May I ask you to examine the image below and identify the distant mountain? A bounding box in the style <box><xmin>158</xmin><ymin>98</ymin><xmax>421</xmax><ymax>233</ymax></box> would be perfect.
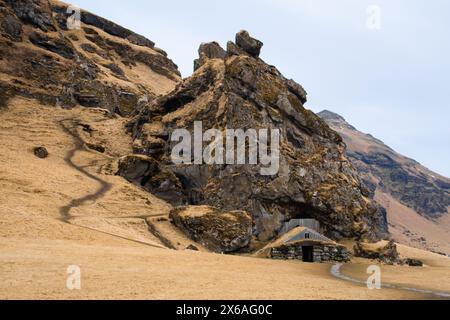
<box><xmin>319</xmin><ymin>110</ymin><xmax>450</xmax><ymax>254</ymax></box>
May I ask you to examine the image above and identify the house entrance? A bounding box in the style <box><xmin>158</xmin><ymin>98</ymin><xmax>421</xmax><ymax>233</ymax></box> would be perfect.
<box><xmin>302</xmin><ymin>246</ymin><xmax>314</xmax><ymax>262</ymax></box>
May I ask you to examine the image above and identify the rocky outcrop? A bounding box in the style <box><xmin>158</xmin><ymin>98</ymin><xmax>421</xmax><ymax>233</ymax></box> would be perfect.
<box><xmin>5</xmin><ymin>0</ymin><xmax>56</xmax><ymax>32</ymax></box>
<box><xmin>319</xmin><ymin>110</ymin><xmax>450</xmax><ymax>219</ymax></box>
<box><xmin>354</xmin><ymin>240</ymin><xmax>424</xmax><ymax>266</ymax></box>
<box><xmin>0</xmin><ymin>0</ymin><xmax>181</xmax><ymax>116</ymax></box>
<box><xmin>354</xmin><ymin>240</ymin><xmax>400</xmax><ymax>264</ymax></box>
<box><xmin>0</xmin><ymin>8</ymin><xmax>23</xmax><ymax>41</ymax></box>
<box><xmin>117</xmin><ymin>155</ymin><xmax>185</xmax><ymax>205</ymax></box>
<box><xmin>50</xmin><ymin>2</ymin><xmax>156</xmax><ymax>49</ymax></box>
<box><xmin>194</xmin><ymin>41</ymin><xmax>226</xmax><ymax>71</ymax></box>
<box><xmin>169</xmin><ymin>206</ymin><xmax>253</xmax><ymax>253</ymax></box>
<box><xmin>127</xmin><ymin>31</ymin><xmax>389</xmax><ymax>243</ymax></box>
<box><xmin>235</xmin><ymin>30</ymin><xmax>263</xmax><ymax>58</ymax></box>
<box><xmin>29</xmin><ymin>31</ymin><xmax>75</xmax><ymax>59</ymax></box>
<box><xmin>402</xmin><ymin>258</ymin><xmax>423</xmax><ymax>267</ymax></box>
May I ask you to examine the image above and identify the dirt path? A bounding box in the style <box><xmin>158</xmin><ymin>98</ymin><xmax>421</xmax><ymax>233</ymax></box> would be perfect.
<box><xmin>330</xmin><ymin>264</ymin><xmax>450</xmax><ymax>299</ymax></box>
<box><xmin>57</xmin><ymin>118</ymin><xmax>169</xmax><ymax>249</ymax></box>
<box><xmin>58</xmin><ymin>119</ymin><xmax>113</xmax><ymax>222</ymax></box>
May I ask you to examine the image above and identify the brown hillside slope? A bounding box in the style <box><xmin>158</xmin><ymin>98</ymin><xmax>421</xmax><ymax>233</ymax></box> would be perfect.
<box><xmin>0</xmin><ymin>0</ymin><xmax>180</xmax><ymax>116</ymax></box>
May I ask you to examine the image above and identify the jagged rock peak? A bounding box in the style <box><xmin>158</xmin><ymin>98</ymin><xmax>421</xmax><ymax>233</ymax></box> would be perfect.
<box><xmin>193</xmin><ymin>30</ymin><xmax>265</xmax><ymax>71</ymax></box>
<box><xmin>192</xmin><ymin>31</ymin><xmax>307</xmax><ymax>103</ymax></box>
<box><xmin>194</xmin><ymin>41</ymin><xmax>226</xmax><ymax>71</ymax></box>
<box><xmin>235</xmin><ymin>30</ymin><xmax>263</xmax><ymax>58</ymax></box>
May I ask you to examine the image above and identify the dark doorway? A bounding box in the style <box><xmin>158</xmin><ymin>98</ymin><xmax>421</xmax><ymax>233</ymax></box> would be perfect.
<box><xmin>302</xmin><ymin>246</ymin><xmax>314</xmax><ymax>262</ymax></box>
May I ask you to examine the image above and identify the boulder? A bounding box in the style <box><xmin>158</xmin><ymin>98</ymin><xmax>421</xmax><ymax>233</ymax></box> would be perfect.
<box><xmin>402</xmin><ymin>258</ymin><xmax>423</xmax><ymax>267</ymax></box>
<box><xmin>194</xmin><ymin>42</ymin><xmax>226</xmax><ymax>71</ymax></box>
<box><xmin>354</xmin><ymin>240</ymin><xmax>400</xmax><ymax>264</ymax></box>
<box><xmin>170</xmin><ymin>206</ymin><xmax>253</xmax><ymax>253</ymax></box>
<box><xmin>235</xmin><ymin>30</ymin><xmax>263</xmax><ymax>58</ymax></box>
<box><xmin>33</xmin><ymin>146</ymin><xmax>48</xmax><ymax>159</ymax></box>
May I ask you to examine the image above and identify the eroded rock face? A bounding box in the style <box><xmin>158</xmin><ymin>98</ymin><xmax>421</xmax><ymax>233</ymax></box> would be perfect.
<box><xmin>0</xmin><ymin>0</ymin><xmax>181</xmax><ymax>116</ymax></box>
<box><xmin>0</xmin><ymin>9</ymin><xmax>23</xmax><ymax>41</ymax></box>
<box><xmin>169</xmin><ymin>206</ymin><xmax>253</xmax><ymax>253</ymax></box>
<box><xmin>127</xmin><ymin>31</ymin><xmax>389</xmax><ymax>242</ymax></box>
<box><xmin>5</xmin><ymin>0</ymin><xmax>56</xmax><ymax>32</ymax></box>
<box><xmin>117</xmin><ymin>155</ymin><xmax>185</xmax><ymax>205</ymax></box>
<box><xmin>29</xmin><ymin>31</ymin><xmax>75</xmax><ymax>59</ymax></box>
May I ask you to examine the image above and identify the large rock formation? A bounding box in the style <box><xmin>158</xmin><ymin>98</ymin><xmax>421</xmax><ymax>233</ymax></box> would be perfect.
<box><xmin>0</xmin><ymin>0</ymin><xmax>181</xmax><ymax>116</ymax></box>
<box><xmin>194</xmin><ymin>41</ymin><xmax>226</xmax><ymax>71</ymax></box>
<box><xmin>125</xmin><ymin>31</ymin><xmax>389</xmax><ymax>242</ymax></box>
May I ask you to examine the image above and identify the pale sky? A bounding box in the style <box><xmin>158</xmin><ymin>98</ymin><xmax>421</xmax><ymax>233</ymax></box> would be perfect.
<box><xmin>68</xmin><ymin>0</ymin><xmax>450</xmax><ymax>177</ymax></box>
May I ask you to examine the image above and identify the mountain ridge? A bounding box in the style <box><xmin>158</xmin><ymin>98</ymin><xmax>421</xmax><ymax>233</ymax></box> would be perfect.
<box><xmin>318</xmin><ymin>109</ymin><xmax>450</xmax><ymax>254</ymax></box>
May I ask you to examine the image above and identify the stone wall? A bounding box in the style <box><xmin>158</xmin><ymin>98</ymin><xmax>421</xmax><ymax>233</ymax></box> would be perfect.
<box><xmin>270</xmin><ymin>243</ymin><xmax>349</xmax><ymax>263</ymax></box>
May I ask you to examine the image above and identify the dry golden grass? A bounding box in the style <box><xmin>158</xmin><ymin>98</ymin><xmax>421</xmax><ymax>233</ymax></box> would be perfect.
<box><xmin>0</xmin><ymin>98</ymin><xmax>448</xmax><ymax>299</ymax></box>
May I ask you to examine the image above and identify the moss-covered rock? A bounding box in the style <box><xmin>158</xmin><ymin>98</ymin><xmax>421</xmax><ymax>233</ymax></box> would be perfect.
<box><xmin>125</xmin><ymin>31</ymin><xmax>390</xmax><ymax>243</ymax></box>
<box><xmin>170</xmin><ymin>205</ymin><xmax>253</xmax><ymax>253</ymax></box>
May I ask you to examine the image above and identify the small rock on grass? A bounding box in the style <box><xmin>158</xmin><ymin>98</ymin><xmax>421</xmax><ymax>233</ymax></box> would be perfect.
<box><xmin>33</xmin><ymin>146</ymin><xmax>48</xmax><ymax>159</ymax></box>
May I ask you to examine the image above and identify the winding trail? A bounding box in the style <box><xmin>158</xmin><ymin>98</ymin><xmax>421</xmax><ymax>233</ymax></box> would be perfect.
<box><xmin>58</xmin><ymin>119</ymin><xmax>112</xmax><ymax>222</ymax></box>
<box><xmin>57</xmin><ymin>119</ymin><xmax>166</xmax><ymax>249</ymax></box>
<box><xmin>330</xmin><ymin>263</ymin><xmax>450</xmax><ymax>298</ymax></box>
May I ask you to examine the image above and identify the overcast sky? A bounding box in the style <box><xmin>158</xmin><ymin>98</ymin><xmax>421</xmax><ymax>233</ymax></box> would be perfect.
<box><xmin>68</xmin><ymin>0</ymin><xmax>450</xmax><ymax>177</ymax></box>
